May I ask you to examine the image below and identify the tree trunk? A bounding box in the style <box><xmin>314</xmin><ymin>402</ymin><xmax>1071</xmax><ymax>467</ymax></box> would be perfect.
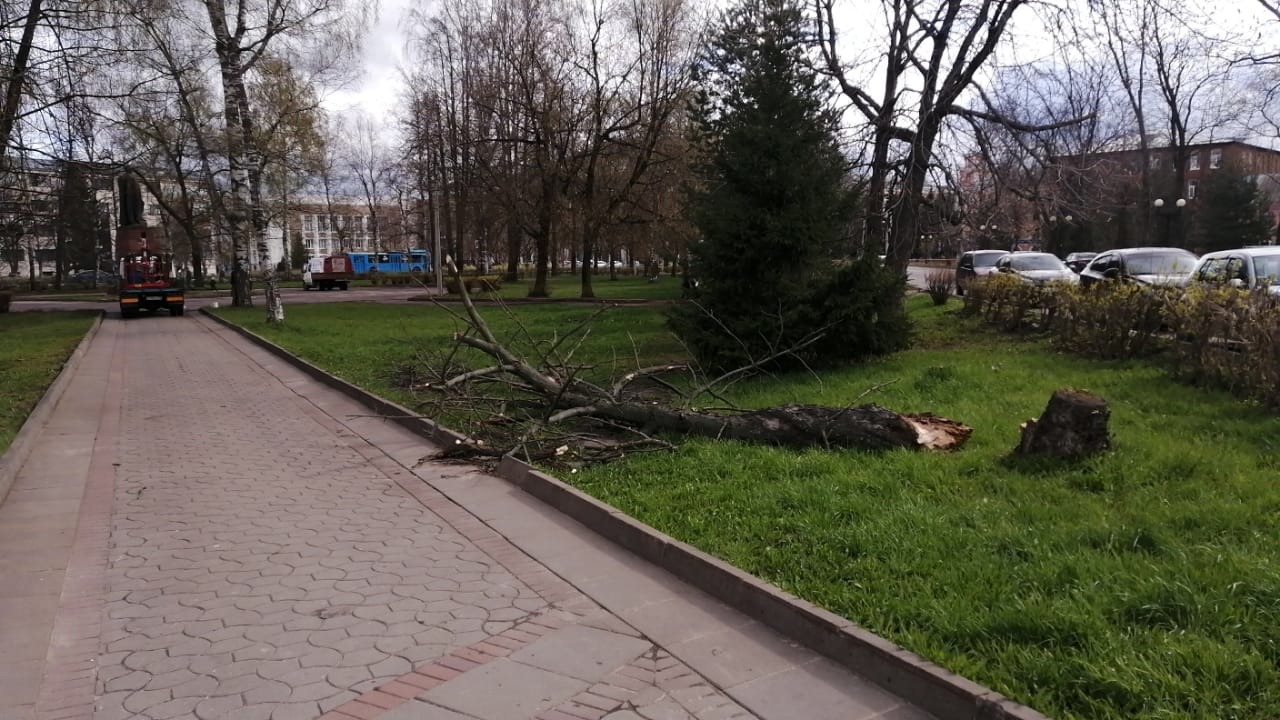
<box><xmin>1015</xmin><ymin>389</ymin><xmax>1110</xmax><ymax>458</ymax></box>
<box><xmin>204</xmin><ymin>0</ymin><xmax>255</xmax><ymax>307</ymax></box>
<box><xmin>583</xmin><ymin>401</ymin><xmax>970</xmax><ymax>451</ymax></box>
<box><xmin>580</xmin><ymin>219</ymin><xmax>596</xmax><ymax>299</ymax></box>
<box><xmin>504</xmin><ymin>218</ymin><xmax>520</xmax><ymax>282</ymax></box>
<box><xmin>0</xmin><ymin>0</ymin><xmax>42</xmax><ymax>168</ymax></box>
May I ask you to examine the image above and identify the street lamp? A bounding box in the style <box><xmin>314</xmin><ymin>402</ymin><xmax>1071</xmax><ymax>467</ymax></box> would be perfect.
<box><xmin>1046</xmin><ymin>214</ymin><xmax>1074</xmax><ymax>252</ymax></box>
<box><xmin>1152</xmin><ymin>198</ymin><xmax>1186</xmax><ymax>246</ymax></box>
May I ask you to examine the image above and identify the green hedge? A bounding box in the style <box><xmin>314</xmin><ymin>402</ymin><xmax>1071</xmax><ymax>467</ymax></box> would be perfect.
<box><xmin>963</xmin><ymin>275</ymin><xmax>1280</xmax><ymax>407</ymax></box>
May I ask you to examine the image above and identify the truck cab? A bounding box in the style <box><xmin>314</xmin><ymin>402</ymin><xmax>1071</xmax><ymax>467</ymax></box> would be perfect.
<box><xmin>118</xmin><ymin>252</ymin><xmax>184</xmax><ymax>318</ymax></box>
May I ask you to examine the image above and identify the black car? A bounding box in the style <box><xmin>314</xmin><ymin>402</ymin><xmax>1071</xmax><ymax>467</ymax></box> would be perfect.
<box><xmin>1078</xmin><ymin>248</ymin><xmax>1198</xmax><ymax>288</ymax></box>
<box><xmin>1064</xmin><ymin>252</ymin><xmax>1097</xmax><ymax>273</ymax></box>
<box><xmin>71</xmin><ymin>269</ymin><xmax>117</xmax><ymax>287</ymax></box>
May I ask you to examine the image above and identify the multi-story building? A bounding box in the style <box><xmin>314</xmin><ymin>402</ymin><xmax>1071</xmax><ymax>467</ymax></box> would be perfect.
<box><xmin>1066</xmin><ymin>140</ymin><xmax>1280</xmax><ymax>206</ymax></box>
<box><xmin>287</xmin><ymin>196</ymin><xmax>411</xmax><ymax>259</ymax></box>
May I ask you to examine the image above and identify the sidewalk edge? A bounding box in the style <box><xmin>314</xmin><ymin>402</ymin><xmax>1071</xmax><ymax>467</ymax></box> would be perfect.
<box><xmin>0</xmin><ymin>310</ymin><xmax>105</xmax><ymax>506</ymax></box>
<box><xmin>199</xmin><ymin>307</ymin><xmax>1051</xmax><ymax>720</ymax></box>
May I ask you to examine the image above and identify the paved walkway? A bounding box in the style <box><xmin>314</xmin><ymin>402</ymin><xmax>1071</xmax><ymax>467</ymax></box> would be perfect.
<box><xmin>0</xmin><ymin>313</ymin><xmax>933</xmax><ymax>720</ymax></box>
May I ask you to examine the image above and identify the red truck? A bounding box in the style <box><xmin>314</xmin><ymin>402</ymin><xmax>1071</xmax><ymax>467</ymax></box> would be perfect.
<box><xmin>302</xmin><ymin>254</ymin><xmax>353</xmax><ymax>291</ymax></box>
<box><xmin>116</xmin><ymin>225</ymin><xmax>184</xmax><ymax>318</ymax></box>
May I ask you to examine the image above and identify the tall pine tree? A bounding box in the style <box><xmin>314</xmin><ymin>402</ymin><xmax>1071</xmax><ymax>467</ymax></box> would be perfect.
<box><xmin>673</xmin><ymin>0</ymin><xmax>906</xmax><ymax>372</ymax></box>
<box><xmin>1192</xmin><ymin>167</ymin><xmax>1274</xmax><ymax>253</ymax></box>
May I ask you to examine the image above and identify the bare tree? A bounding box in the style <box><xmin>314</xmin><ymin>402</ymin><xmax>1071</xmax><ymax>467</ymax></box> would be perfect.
<box><xmin>815</xmin><ymin>0</ymin><xmax>1088</xmax><ymax>279</ymax></box>
<box><xmin>344</xmin><ymin>111</ymin><xmax>391</xmax><ymax>252</ymax></box>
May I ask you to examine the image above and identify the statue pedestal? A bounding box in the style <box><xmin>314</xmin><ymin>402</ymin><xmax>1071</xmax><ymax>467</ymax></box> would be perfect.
<box><xmin>116</xmin><ymin>224</ymin><xmax>149</xmax><ymax>255</ymax></box>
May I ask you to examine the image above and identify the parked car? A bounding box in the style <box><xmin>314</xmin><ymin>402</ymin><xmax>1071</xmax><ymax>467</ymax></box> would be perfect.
<box><xmin>1064</xmin><ymin>252</ymin><xmax>1097</xmax><ymax>273</ymax></box>
<box><xmin>954</xmin><ymin>249</ymin><xmax>1010</xmax><ymax>295</ymax></box>
<box><xmin>1191</xmin><ymin>247</ymin><xmax>1280</xmax><ymax>296</ymax></box>
<box><xmin>993</xmin><ymin>252</ymin><xmax>1078</xmax><ymax>285</ymax></box>
<box><xmin>71</xmin><ymin>269</ymin><xmax>116</xmax><ymax>287</ymax></box>
<box><xmin>1078</xmin><ymin>248</ymin><xmax>1199</xmax><ymax>288</ymax></box>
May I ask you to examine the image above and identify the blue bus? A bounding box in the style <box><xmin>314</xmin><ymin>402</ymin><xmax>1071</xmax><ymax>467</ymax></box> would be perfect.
<box><xmin>345</xmin><ymin>250</ymin><xmax>432</xmax><ymax>275</ymax></box>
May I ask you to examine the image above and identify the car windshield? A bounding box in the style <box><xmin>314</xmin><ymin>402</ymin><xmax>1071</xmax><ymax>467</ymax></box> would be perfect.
<box><xmin>1125</xmin><ymin>252</ymin><xmax>1197</xmax><ymax>275</ymax></box>
<box><xmin>1010</xmin><ymin>255</ymin><xmax>1065</xmax><ymax>271</ymax></box>
<box><xmin>972</xmin><ymin>253</ymin><xmax>1004</xmax><ymax>267</ymax></box>
<box><xmin>1253</xmin><ymin>256</ymin><xmax>1280</xmax><ymax>284</ymax></box>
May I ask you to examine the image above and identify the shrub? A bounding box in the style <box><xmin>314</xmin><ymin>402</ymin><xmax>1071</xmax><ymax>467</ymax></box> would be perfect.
<box><xmin>671</xmin><ymin>256</ymin><xmax>910</xmax><ymax>372</ymax></box>
<box><xmin>924</xmin><ymin>269</ymin><xmax>954</xmax><ymax>306</ymax></box>
<box><xmin>965</xmin><ymin>277</ymin><xmax>1280</xmax><ymax>409</ymax></box>
<box><xmin>1049</xmin><ymin>282</ymin><xmax>1171</xmax><ymax>358</ymax></box>
<box><xmin>1164</xmin><ymin>286</ymin><xmax>1280</xmax><ymax>407</ymax></box>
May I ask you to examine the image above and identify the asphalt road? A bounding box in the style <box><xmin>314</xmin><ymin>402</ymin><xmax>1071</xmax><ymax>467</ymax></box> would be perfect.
<box><xmin>12</xmin><ymin>268</ymin><xmax>939</xmax><ymax>314</ymax></box>
<box><xmin>9</xmin><ymin>285</ymin><xmax>432</xmax><ymax>313</ymax></box>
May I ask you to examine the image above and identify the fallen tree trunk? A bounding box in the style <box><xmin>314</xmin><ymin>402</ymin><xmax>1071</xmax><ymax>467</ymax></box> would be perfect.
<box><xmin>425</xmin><ymin>260</ymin><xmax>973</xmax><ymax>459</ymax></box>
<box><xmin>581</xmin><ymin>400</ymin><xmax>970</xmax><ymax>451</ymax></box>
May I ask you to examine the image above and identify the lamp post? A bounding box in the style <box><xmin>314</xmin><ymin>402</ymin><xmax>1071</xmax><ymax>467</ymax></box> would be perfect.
<box><xmin>1046</xmin><ymin>214</ymin><xmax>1073</xmax><ymax>253</ymax></box>
<box><xmin>1152</xmin><ymin>197</ymin><xmax>1186</xmax><ymax>247</ymax></box>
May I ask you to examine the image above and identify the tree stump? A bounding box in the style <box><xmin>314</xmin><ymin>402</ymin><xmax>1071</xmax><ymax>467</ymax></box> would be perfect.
<box><xmin>1015</xmin><ymin>389</ymin><xmax>1110</xmax><ymax>457</ymax></box>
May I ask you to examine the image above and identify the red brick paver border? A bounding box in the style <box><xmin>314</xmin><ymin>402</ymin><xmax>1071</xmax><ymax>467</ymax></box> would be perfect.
<box><xmin>319</xmin><ymin>608</ymin><xmax>574</xmax><ymax>719</ymax></box>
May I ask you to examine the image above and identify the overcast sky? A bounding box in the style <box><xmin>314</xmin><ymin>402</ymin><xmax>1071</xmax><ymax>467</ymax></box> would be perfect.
<box><xmin>321</xmin><ymin>0</ymin><xmax>416</xmax><ymax>127</ymax></box>
<box><xmin>322</xmin><ymin>0</ymin><xmax>1280</xmax><ymax>139</ymax></box>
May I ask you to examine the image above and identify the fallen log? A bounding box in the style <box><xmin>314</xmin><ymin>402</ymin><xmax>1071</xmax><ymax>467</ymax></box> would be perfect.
<box><xmin>583</xmin><ymin>401</ymin><xmax>971</xmax><ymax>451</ymax></box>
<box><xmin>425</xmin><ymin>259</ymin><xmax>973</xmax><ymax>458</ymax></box>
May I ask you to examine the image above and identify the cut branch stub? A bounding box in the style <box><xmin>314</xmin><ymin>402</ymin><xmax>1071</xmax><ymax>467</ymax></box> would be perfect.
<box><xmin>1015</xmin><ymin>388</ymin><xmax>1110</xmax><ymax>458</ymax></box>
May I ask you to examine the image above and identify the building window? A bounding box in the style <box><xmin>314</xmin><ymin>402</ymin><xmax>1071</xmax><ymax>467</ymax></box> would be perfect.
<box><xmin>1188</xmin><ymin>152</ymin><xmax>1200</xmax><ymax>171</ymax></box>
<box><xmin>1210</xmin><ymin>149</ymin><xmax>1222</xmax><ymax>169</ymax></box>
<box><xmin>303</xmin><ymin>214</ymin><xmax>315</xmax><ymax>231</ymax></box>
<box><xmin>304</xmin><ymin>238</ymin><xmax>315</xmax><ymax>250</ymax></box>
<box><xmin>1187</xmin><ymin>179</ymin><xmax>1199</xmax><ymax>199</ymax></box>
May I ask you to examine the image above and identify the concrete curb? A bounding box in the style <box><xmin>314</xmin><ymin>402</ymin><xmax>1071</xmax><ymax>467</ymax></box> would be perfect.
<box><xmin>0</xmin><ymin>310</ymin><xmax>106</xmax><ymax>506</ymax></box>
<box><xmin>200</xmin><ymin>308</ymin><xmax>1051</xmax><ymax>720</ymax></box>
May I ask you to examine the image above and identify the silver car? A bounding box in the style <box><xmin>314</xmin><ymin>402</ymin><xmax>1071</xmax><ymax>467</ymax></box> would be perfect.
<box><xmin>955</xmin><ymin>250</ymin><xmax>1010</xmax><ymax>296</ymax></box>
<box><xmin>1191</xmin><ymin>247</ymin><xmax>1280</xmax><ymax>296</ymax></box>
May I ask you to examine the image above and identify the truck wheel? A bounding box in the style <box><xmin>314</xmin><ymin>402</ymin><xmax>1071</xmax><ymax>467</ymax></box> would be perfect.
<box><xmin>120</xmin><ymin>308</ymin><xmax>138</xmax><ymax>319</ymax></box>
<box><xmin>302</xmin><ymin>281</ymin><xmax>311</xmax><ymax>291</ymax></box>
<box><xmin>170</xmin><ymin>305</ymin><xmax>184</xmax><ymax>317</ymax></box>
<box><xmin>339</xmin><ymin>282</ymin><xmax>348</xmax><ymax>291</ymax></box>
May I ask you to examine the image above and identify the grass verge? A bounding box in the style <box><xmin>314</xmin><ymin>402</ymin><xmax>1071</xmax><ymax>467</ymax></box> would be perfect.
<box><xmin>215</xmin><ymin>296</ymin><xmax>1280</xmax><ymax>720</ymax></box>
<box><xmin>410</xmin><ymin>273</ymin><xmax>684</xmax><ymax>302</ymax></box>
<box><xmin>0</xmin><ymin>312</ymin><xmax>98</xmax><ymax>454</ymax></box>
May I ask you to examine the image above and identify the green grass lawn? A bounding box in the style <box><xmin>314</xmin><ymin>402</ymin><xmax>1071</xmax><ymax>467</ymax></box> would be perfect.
<box><xmin>216</xmin><ymin>297</ymin><xmax>1280</xmax><ymax>720</ymax></box>
<box><xmin>0</xmin><ymin>312</ymin><xmax>98</xmax><ymax>454</ymax></box>
<box><xmin>422</xmin><ymin>272</ymin><xmax>683</xmax><ymax>301</ymax></box>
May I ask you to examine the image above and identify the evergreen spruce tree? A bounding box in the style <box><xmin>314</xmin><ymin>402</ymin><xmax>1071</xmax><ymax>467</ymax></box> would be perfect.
<box><xmin>1192</xmin><ymin>167</ymin><xmax>1274</xmax><ymax>253</ymax></box>
<box><xmin>672</xmin><ymin>0</ymin><xmax>907</xmax><ymax>372</ymax></box>
<box><xmin>289</xmin><ymin>231</ymin><xmax>309</xmax><ymax>270</ymax></box>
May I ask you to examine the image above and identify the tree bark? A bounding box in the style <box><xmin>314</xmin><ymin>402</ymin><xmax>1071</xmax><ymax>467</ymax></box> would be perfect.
<box><xmin>0</xmin><ymin>0</ymin><xmax>42</xmax><ymax>168</ymax></box>
<box><xmin>582</xmin><ymin>400</ymin><xmax>970</xmax><ymax>451</ymax></box>
<box><xmin>1015</xmin><ymin>388</ymin><xmax>1110</xmax><ymax>457</ymax></box>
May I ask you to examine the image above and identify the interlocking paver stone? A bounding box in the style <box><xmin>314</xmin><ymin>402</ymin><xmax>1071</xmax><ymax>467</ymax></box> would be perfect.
<box><xmin>91</xmin><ymin>318</ymin><xmax>551</xmax><ymax>718</ymax></box>
<box><xmin>5</xmin><ymin>315</ymin><xmax>936</xmax><ymax>720</ymax></box>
